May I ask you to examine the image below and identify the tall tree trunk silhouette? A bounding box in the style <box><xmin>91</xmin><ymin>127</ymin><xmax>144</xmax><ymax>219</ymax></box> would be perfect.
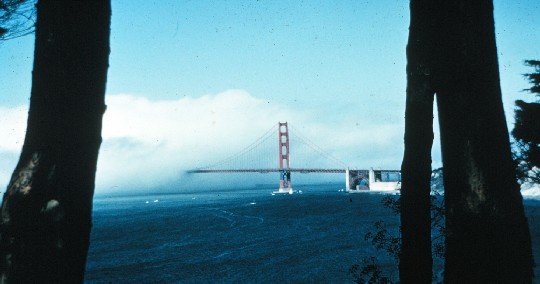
<box><xmin>434</xmin><ymin>1</ymin><xmax>533</xmax><ymax>282</ymax></box>
<box><xmin>399</xmin><ymin>0</ymin><xmax>436</xmax><ymax>283</ymax></box>
<box><xmin>0</xmin><ymin>1</ymin><xmax>110</xmax><ymax>282</ymax></box>
<box><xmin>401</xmin><ymin>0</ymin><xmax>533</xmax><ymax>282</ymax></box>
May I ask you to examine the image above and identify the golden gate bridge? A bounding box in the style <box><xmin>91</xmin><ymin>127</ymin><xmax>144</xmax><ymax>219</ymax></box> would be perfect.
<box><xmin>188</xmin><ymin>122</ymin><xmax>400</xmax><ymax>193</ymax></box>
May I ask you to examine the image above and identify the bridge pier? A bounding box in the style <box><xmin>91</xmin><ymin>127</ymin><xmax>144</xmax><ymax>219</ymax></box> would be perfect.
<box><xmin>275</xmin><ymin>169</ymin><xmax>293</xmax><ymax>194</ymax></box>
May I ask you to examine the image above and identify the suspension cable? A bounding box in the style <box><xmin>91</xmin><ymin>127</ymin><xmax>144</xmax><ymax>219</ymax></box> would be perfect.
<box><xmin>201</xmin><ymin>123</ymin><xmax>278</xmax><ymax>170</ymax></box>
<box><xmin>289</xmin><ymin>124</ymin><xmax>348</xmax><ymax>168</ymax></box>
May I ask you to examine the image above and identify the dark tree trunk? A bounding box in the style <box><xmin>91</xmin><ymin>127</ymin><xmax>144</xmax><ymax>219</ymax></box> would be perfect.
<box><xmin>402</xmin><ymin>1</ymin><xmax>533</xmax><ymax>282</ymax></box>
<box><xmin>0</xmin><ymin>1</ymin><xmax>110</xmax><ymax>282</ymax></box>
<box><xmin>399</xmin><ymin>1</ymin><xmax>437</xmax><ymax>282</ymax></box>
<box><xmin>433</xmin><ymin>1</ymin><xmax>533</xmax><ymax>282</ymax></box>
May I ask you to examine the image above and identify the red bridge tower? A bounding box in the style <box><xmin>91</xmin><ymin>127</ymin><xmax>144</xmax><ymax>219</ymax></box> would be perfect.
<box><xmin>277</xmin><ymin>122</ymin><xmax>293</xmax><ymax>194</ymax></box>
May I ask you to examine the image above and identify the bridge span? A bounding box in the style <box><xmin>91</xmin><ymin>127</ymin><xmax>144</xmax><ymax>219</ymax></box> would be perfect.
<box><xmin>188</xmin><ymin>122</ymin><xmax>400</xmax><ymax>193</ymax></box>
<box><xmin>187</xmin><ymin>168</ymin><xmax>346</xmax><ymax>174</ymax></box>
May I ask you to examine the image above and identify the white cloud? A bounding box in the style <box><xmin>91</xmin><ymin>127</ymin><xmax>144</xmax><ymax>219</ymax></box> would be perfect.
<box><xmin>521</xmin><ymin>183</ymin><xmax>540</xmax><ymax>200</ymax></box>
<box><xmin>0</xmin><ymin>105</ymin><xmax>28</xmax><ymax>189</ymax></box>
<box><xmin>0</xmin><ymin>90</ymin><xmax>404</xmax><ymax>193</ymax></box>
<box><xmin>3</xmin><ymin>90</ymin><xmax>537</xmax><ymax>200</ymax></box>
<box><xmin>0</xmin><ymin>105</ymin><xmax>27</xmax><ymax>152</ymax></box>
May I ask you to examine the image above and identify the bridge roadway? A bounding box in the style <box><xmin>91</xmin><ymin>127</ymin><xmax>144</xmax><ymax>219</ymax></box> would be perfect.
<box><xmin>188</xmin><ymin>168</ymin><xmax>346</xmax><ymax>174</ymax></box>
<box><xmin>187</xmin><ymin>169</ymin><xmax>401</xmax><ymax>174</ymax></box>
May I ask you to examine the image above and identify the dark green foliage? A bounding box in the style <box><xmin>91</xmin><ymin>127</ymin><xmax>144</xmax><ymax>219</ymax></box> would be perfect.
<box><xmin>364</xmin><ymin>220</ymin><xmax>401</xmax><ymax>261</ymax></box>
<box><xmin>381</xmin><ymin>195</ymin><xmax>399</xmax><ymax>214</ymax></box>
<box><xmin>351</xmin><ymin>169</ymin><xmax>446</xmax><ymax>283</ymax></box>
<box><xmin>514</xmin><ymin>101</ymin><xmax>540</xmax><ymax>144</ymax></box>
<box><xmin>513</xmin><ymin>60</ymin><xmax>540</xmax><ymax>183</ymax></box>
<box><xmin>0</xmin><ymin>0</ymin><xmax>35</xmax><ymax>40</ymax></box>
<box><xmin>524</xmin><ymin>60</ymin><xmax>540</xmax><ymax>95</ymax></box>
<box><xmin>350</xmin><ymin>257</ymin><xmax>391</xmax><ymax>284</ymax></box>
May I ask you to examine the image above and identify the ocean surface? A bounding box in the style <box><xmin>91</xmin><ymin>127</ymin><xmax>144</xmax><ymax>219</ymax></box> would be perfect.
<box><xmin>85</xmin><ymin>184</ymin><xmax>540</xmax><ymax>283</ymax></box>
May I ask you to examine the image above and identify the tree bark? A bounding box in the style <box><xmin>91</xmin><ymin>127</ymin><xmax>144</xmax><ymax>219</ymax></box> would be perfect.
<box><xmin>399</xmin><ymin>1</ymin><xmax>437</xmax><ymax>283</ymax></box>
<box><xmin>432</xmin><ymin>1</ymin><xmax>533</xmax><ymax>282</ymax></box>
<box><xmin>0</xmin><ymin>1</ymin><xmax>110</xmax><ymax>282</ymax></box>
<box><xmin>402</xmin><ymin>1</ymin><xmax>533</xmax><ymax>282</ymax></box>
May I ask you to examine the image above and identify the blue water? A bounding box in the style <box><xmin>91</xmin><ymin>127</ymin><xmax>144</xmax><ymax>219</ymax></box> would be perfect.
<box><xmin>85</xmin><ymin>185</ymin><xmax>540</xmax><ymax>283</ymax></box>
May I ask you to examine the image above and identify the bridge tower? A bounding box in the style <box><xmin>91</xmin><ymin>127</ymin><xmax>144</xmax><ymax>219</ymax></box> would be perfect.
<box><xmin>276</xmin><ymin>122</ymin><xmax>293</xmax><ymax>194</ymax></box>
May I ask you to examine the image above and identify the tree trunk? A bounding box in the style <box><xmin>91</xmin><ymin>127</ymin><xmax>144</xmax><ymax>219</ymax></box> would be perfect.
<box><xmin>433</xmin><ymin>1</ymin><xmax>533</xmax><ymax>282</ymax></box>
<box><xmin>399</xmin><ymin>1</ymin><xmax>437</xmax><ymax>282</ymax></box>
<box><xmin>0</xmin><ymin>1</ymin><xmax>110</xmax><ymax>282</ymax></box>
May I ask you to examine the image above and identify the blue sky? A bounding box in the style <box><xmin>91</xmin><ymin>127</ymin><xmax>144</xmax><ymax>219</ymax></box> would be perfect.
<box><xmin>1</xmin><ymin>1</ymin><xmax>539</xmax><ymax>193</ymax></box>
